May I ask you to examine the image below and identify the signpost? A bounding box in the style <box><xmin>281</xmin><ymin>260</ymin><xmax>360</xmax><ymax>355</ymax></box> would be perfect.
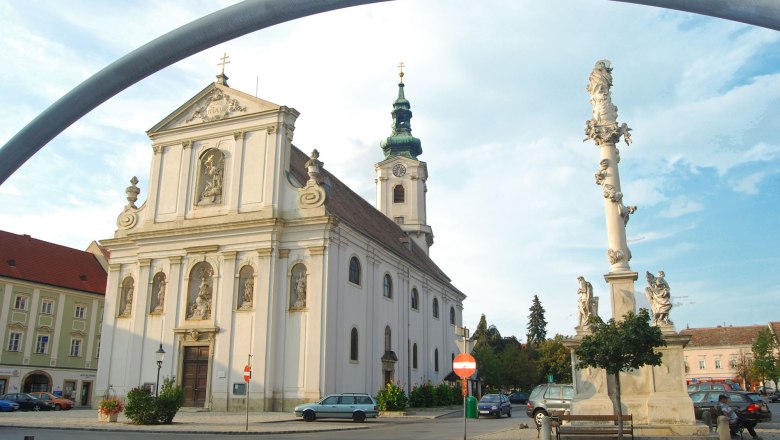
<box><xmin>453</xmin><ymin>352</ymin><xmax>476</xmax><ymax>440</ymax></box>
<box><xmin>244</xmin><ymin>358</ymin><xmax>252</xmax><ymax>431</ymax></box>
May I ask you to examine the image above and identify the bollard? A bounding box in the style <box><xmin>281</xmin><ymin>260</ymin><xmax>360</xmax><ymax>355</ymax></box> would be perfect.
<box><xmin>703</xmin><ymin>409</ymin><xmax>713</xmax><ymax>430</ymax></box>
<box><xmin>24</xmin><ymin>436</ymin><xmax>34</xmax><ymax>440</ymax></box>
<box><xmin>540</xmin><ymin>415</ymin><xmax>552</xmax><ymax>440</ymax></box>
<box><xmin>717</xmin><ymin>416</ymin><xmax>730</xmax><ymax>440</ymax></box>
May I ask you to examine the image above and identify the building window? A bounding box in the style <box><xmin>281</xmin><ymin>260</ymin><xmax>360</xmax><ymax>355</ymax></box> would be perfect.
<box><xmin>715</xmin><ymin>358</ymin><xmax>722</xmax><ymax>369</ymax></box>
<box><xmin>730</xmin><ymin>356</ymin><xmax>738</xmax><ymax>369</ymax></box>
<box><xmin>383</xmin><ymin>274</ymin><xmax>393</xmax><ymax>299</ymax></box>
<box><xmin>348</xmin><ymin>257</ymin><xmax>361</xmax><ymax>285</ymax></box>
<box><xmin>75</xmin><ymin>305</ymin><xmax>86</xmax><ymax>319</ymax></box>
<box><xmin>14</xmin><ymin>295</ymin><xmax>28</xmax><ymax>310</ymax></box>
<box><xmin>7</xmin><ymin>332</ymin><xmax>22</xmax><ymax>352</ymax></box>
<box><xmin>70</xmin><ymin>339</ymin><xmax>82</xmax><ymax>357</ymax></box>
<box><xmin>698</xmin><ymin>358</ymin><xmax>706</xmax><ymax>370</ymax></box>
<box><xmin>40</xmin><ymin>300</ymin><xmax>54</xmax><ymax>315</ymax></box>
<box><xmin>432</xmin><ymin>298</ymin><xmax>439</xmax><ymax>318</ymax></box>
<box><xmin>35</xmin><ymin>335</ymin><xmax>49</xmax><ymax>354</ymax></box>
<box><xmin>96</xmin><ymin>338</ymin><xmax>101</xmax><ymax>359</ymax></box>
<box><xmin>413</xmin><ymin>343</ymin><xmax>418</xmax><ymax>369</ymax></box>
<box><xmin>411</xmin><ymin>288</ymin><xmax>419</xmax><ymax>310</ymax></box>
<box><xmin>449</xmin><ymin>306</ymin><xmax>456</xmax><ymax>325</ymax></box>
<box><xmin>384</xmin><ymin>326</ymin><xmax>392</xmax><ymax>352</ymax></box>
<box><xmin>394</xmin><ymin>216</ymin><xmax>404</xmax><ymax>224</ymax></box>
<box><xmin>350</xmin><ymin>328</ymin><xmax>358</xmax><ymax>362</ymax></box>
<box><xmin>434</xmin><ymin>348</ymin><xmax>439</xmax><ymax>372</ymax></box>
<box><xmin>393</xmin><ymin>184</ymin><xmax>405</xmax><ymax>203</ymax></box>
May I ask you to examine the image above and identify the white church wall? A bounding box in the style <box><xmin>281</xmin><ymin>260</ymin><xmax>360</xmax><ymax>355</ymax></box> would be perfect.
<box><xmin>237</xmin><ymin>130</ymin><xmax>268</xmax><ymax>209</ymax></box>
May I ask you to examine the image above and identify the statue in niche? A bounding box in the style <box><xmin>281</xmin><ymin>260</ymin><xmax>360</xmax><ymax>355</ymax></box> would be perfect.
<box><xmin>189</xmin><ymin>266</ymin><xmax>213</xmax><ymax>320</ymax></box>
<box><xmin>645</xmin><ymin>271</ymin><xmax>673</xmax><ymax>326</ymax></box>
<box><xmin>291</xmin><ymin>270</ymin><xmax>307</xmax><ymax>308</ymax></box>
<box><xmin>199</xmin><ymin>150</ymin><xmax>224</xmax><ymax>205</ymax></box>
<box><xmin>240</xmin><ymin>277</ymin><xmax>254</xmax><ymax>309</ymax></box>
<box><xmin>152</xmin><ymin>274</ymin><xmax>166</xmax><ymax>313</ymax></box>
<box><xmin>121</xmin><ymin>279</ymin><xmax>134</xmax><ymax>316</ymax></box>
<box><xmin>576</xmin><ymin>276</ymin><xmax>596</xmax><ymax>328</ymax></box>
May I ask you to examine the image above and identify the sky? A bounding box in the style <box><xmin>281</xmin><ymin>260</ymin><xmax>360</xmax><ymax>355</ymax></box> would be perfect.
<box><xmin>1</xmin><ymin>0</ymin><xmax>778</xmax><ymax>341</ymax></box>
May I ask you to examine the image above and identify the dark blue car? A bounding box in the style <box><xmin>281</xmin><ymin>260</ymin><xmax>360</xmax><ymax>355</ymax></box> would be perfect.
<box><xmin>477</xmin><ymin>393</ymin><xmax>512</xmax><ymax>418</ymax></box>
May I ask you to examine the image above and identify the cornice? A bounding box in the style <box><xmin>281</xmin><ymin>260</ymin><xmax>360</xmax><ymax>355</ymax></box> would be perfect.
<box><xmin>185</xmin><ymin>245</ymin><xmax>220</xmax><ymax>254</ymax></box>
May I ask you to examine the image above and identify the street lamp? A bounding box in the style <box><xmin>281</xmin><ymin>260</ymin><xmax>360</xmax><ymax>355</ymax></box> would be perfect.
<box><xmin>155</xmin><ymin>344</ymin><xmax>165</xmax><ymax>396</ymax></box>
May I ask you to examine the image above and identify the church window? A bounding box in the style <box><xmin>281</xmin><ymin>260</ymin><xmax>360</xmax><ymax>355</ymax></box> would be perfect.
<box><xmin>383</xmin><ymin>274</ymin><xmax>393</xmax><ymax>299</ymax></box>
<box><xmin>449</xmin><ymin>306</ymin><xmax>456</xmax><ymax>325</ymax></box>
<box><xmin>432</xmin><ymin>298</ymin><xmax>439</xmax><ymax>318</ymax></box>
<box><xmin>14</xmin><ymin>295</ymin><xmax>28</xmax><ymax>310</ymax></box>
<box><xmin>394</xmin><ymin>216</ymin><xmax>404</xmax><ymax>224</ymax></box>
<box><xmin>411</xmin><ymin>288</ymin><xmax>419</xmax><ymax>310</ymax></box>
<box><xmin>413</xmin><ymin>343</ymin><xmax>418</xmax><ymax>369</ymax></box>
<box><xmin>40</xmin><ymin>299</ymin><xmax>53</xmax><ymax>315</ymax></box>
<box><xmin>350</xmin><ymin>328</ymin><xmax>359</xmax><ymax>362</ymax></box>
<box><xmin>384</xmin><ymin>326</ymin><xmax>392</xmax><ymax>352</ymax></box>
<box><xmin>7</xmin><ymin>332</ymin><xmax>22</xmax><ymax>352</ymax></box>
<box><xmin>434</xmin><ymin>348</ymin><xmax>439</xmax><ymax>372</ymax></box>
<box><xmin>69</xmin><ymin>338</ymin><xmax>82</xmax><ymax>357</ymax></box>
<box><xmin>393</xmin><ymin>185</ymin><xmax>405</xmax><ymax>203</ymax></box>
<box><xmin>348</xmin><ymin>257</ymin><xmax>361</xmax><ymax>285</ymax></box>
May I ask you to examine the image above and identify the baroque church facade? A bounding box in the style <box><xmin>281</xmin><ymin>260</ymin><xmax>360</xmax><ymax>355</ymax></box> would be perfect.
<box><xmin>95</xmin><ymin>68</ymin><xmax>466</xmax><ymax>410</ymax></box>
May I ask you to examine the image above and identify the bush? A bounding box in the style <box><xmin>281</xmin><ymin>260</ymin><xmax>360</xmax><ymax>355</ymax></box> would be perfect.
<box><xmin>98</xmin><ymin>397</ymin><xmax>124</xmax><ymax>416</ymax></box>
<box><xmin>408</xmin><ymin>382</ymin><xmax>434</xmax><ymax>408</ymax></box>
<box><xmin>376</xmin><ymin>382</ymin><xmax>407</xmax><ymax>411</ymax></box>
<box><xmin>156</xmin><ymin>378</ymin><xmax>184</xmax><ymax>424</ymax></box>
<box><xmin>434</xmin><ymin>383</ymin><xmax>455</xmax><ymax>406</ymax></box>
<box><xmin>125</xmin><ymin>387</ymin><xmax>157</xmax><ymax>425</ymax></box>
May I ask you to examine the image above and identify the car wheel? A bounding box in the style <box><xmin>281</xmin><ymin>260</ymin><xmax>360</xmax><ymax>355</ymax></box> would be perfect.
<box><xmin>507</xmin><ymin>409</ymin><xmax>512</xmax><ymax>418</ymax></box>
<box><xmin>302</xmin><ymin>410</ymin><xmax>316</xmax><ymax>422</ymax></box>
<box><xmin>54</xmin><ymin>404</ymin><xmax>62</xmax><ymax>411</ymax></box>
<box><xmin>352</xmin><ymin>411</ymin><xmax>366</xmax><ymax>423</ymax></box>
<box><xmin>32</xmin><ymin>405</ymin><xmax>41</xmax><ymax>412</ymax></box>
<box><xmin>533</xmin><ymin>410</ymin><xmax>547</xmax><ymax>427</ymax></box>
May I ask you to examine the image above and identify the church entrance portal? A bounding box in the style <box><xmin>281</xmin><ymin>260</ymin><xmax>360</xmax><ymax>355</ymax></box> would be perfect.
<box><xmin>182</xmin><ymin>346</ymin><xmax>210</xmax><ymax>407</ymax></box>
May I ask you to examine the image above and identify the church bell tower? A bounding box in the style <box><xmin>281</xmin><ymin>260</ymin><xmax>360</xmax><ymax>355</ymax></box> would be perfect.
<box><xmin>375</xmin><ymin>64</ymin><xmax>433</xmax><ymax>254</ymax></box>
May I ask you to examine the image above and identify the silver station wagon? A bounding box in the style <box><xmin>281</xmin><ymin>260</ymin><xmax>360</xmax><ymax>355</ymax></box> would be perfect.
<box><xmin>294</xmin><ymin>393</ymin><xmax>379</xmax><ymax>422</ymax></box>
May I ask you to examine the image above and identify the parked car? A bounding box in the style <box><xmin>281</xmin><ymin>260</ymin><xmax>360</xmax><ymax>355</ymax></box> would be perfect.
<box><xmin>293</xmin><ymin>393</ymin><xmax>378</xmax><ymax>422</ymax></box>
<box><xmin>0</xmin><ymin>393</ymin><xmax>55</xmax><ymax>411</ymax></box>
<box><xmin>687</xmin><ymin>382</ymin><xmax>739</xmax><ymax>393</ymax></box>
<box><xmin>28</xmin><ymin>392</ymin><xmax>74</xmax><ymax>410</ymax></box>
<box><xmin>688</xmin><ymin>390</ymin><xmax>772</xmax><ymax>424</ymax></box>
<box><xmin>757</xmin><ymin>388</ymin><xmax>778</xmax><ymax>403</ymax></box>
<box><xmin>477</xmin><ymin>393</ymin><xmax>512</xmax><ymax>418</ymax></box>
<box><xmin>508</xmin><ymin>391</ymin><xmax>530</xmax><ymax>405</ymax></box>
<box><xmin>526</xmin><ymin>383</ymin><xmax>574</xmax><ymax>427</ymax></box>
<box><xmin>0</xmin><ymin>399</ymin><xmax>20</xmax><ymax>412</ymax></box>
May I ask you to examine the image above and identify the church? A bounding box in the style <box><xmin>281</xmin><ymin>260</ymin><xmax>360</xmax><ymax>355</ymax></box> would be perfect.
<box><xmin>95</xmin><ymin>64</ymin><xmax>467</xmax><ymax>411</ymax></box>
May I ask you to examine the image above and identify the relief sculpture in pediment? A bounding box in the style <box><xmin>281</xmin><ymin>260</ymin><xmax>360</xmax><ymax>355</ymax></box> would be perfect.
<box><xmin>186</xmin><ymin>88</ymin><xmax>247</xmax><ymax>124</ymax></box>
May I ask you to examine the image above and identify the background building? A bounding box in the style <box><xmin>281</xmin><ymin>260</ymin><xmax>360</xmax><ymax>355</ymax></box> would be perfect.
<box><xmin>95</xmin><ymin>71</ymin><xmax>466</xmax><ymax>411</ymax></box>
<box><xmin>0</xmin><ymin>231</ymin><xmax>106</xmax><ymax>406</ymax></box>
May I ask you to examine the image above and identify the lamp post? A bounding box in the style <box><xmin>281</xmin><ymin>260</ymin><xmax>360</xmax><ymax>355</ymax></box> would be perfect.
<box><xmin>155</xmin><ymin>344</ymin><xmax>165</xmax><ymax>396</ymax></box>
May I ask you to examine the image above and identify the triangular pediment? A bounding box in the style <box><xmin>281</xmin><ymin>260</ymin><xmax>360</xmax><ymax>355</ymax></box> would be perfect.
<box><xmin>148</xmin><ymin>83</ymin><xmax>283</xmax><ymax>135</ymax></box>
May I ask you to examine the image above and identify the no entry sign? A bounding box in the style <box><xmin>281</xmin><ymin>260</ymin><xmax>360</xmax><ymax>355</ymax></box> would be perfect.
<box><xmin>453</xmin><ymin>353</ymin><xmax>476</xmax><ymax>379</ymax></box>
<box><xmin>244</xmin><ymin>364</ymin><xmax>251</xmax><ymax>382</ymax></box>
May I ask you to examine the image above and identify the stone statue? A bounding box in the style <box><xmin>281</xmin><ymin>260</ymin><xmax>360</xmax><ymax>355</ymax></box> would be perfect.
<box><xmin>305</xmin><ymin>149</ymin><xmax>324</xmax><ymax>182</ymax></box>
<box><xmin>584</xmin><ymin>60</ymin><xmax>631</xmax><ymax>146</ymax></box>
<box><xmin>240</xmin><ymin>277</ymin><xmax>254</xmax><ymax>308</ymax></box>
<box><xmin>645</xmin><ymin>271</ymin><xmax>673</xmax><ymax>326</ymax></box>
<box><xmin>121</xmin><ymin>281</ymin><xmax>134</xmax><ymax>316</ymax></box>
<box><xmin>293</xmin><ymin>272</ymin><xmax>307</xmax><ymax>308</ymax></box>
<box><xmin>153</xmin><ymin>276</ymin><xmax>166</xmax><ymax>312</ymax></box>
<box><xmin>125</xmin><ymin>176</ymin><xmax>140</xmax><ymax>208</ymax></box>
<box><xmin>199</xmin><ymin>151</ymin><xmax>224</xmax><ymax>204</ymax></box>
<box><xmin>595</xmin><ymin>159</ymin><xmax>608</xmax><ymax>185</ymax></box>
<box><xmin>190</xmin><ymin>267</ymin><xmax>213</xmax><ymax>320</ymax></box>
<box><xmin>577</xmin><ymin>276</ymin><xmax>596</xmax><ymax>328</ymax></box>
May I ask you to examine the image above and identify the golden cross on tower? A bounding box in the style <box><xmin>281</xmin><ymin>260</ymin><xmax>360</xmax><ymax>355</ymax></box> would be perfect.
<box><xmin>398</xmin><ymin>61</ymin><xmax>405</xmax><ymax>84</ymax></box>
<box><xmin>218</xmin><ymin>52</ymin><xmax>231</xmax><ymax>75</ymax></box>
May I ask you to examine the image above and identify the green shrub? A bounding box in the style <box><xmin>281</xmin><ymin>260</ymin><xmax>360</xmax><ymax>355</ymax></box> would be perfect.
<box><xmin>408</xmin><ymin>382</ymin><xmax>434</xmax><ymax>408</ymax></box>
<box><xmin>124</xmin><ymin>387</ymin><xmax>157</xmax><ymax>425</ymax></box>
<box><xmin>376</xmin><ymin>382</ymin><xmax>407</xmax><ymax>411</ymax></box>
<box><xmin>434</xmin><ymin>383</ymin><xmax>454</xmax><ymax>406</ymax></box>
<box><xmin>156</xmin><ymin>378</ymin><xmax>184</xmax><ymax>424</ymax></box>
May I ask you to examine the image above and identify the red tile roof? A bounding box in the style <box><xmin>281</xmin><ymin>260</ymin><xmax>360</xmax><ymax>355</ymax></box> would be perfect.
<box><xmin>0</xmin><ymin>230</ymin><xmax>107</xmax><ymax>295</ymax></box>
<box><xmin>680</xmin><ymin>325</ymin><xmax>765</xmax><ymax>347</ymax></box>
<box><xmin>289</xmin><ymin>146</ymin><xmax>461</xmax><ymax>295</ymax></box>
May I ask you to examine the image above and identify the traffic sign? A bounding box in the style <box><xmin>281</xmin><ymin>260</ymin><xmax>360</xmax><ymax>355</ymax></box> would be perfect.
<box><xmin>461</xmin><ymin>379</ymin><xmax>468</xmax><ymax>397</ymax></box>
<box><xmin>244</xmin><ymin>364</ymin><xmax>251</xmax><ymax>382</ymax></box>
<box><xmin>453</xmin><ymin>353</ymin><xmax>476</xmax><ymax>379</ymax></box>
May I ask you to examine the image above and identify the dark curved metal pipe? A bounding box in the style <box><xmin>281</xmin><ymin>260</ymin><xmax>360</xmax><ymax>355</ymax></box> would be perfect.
<box><xmin>0</xmin><ymin>0</ymin><xmax>389</xmax><ymax>185</ymax></box>
<box><xmin>608</xmin><ymin>0</ymin><xmax>780</xmax><ymax>31</ymax></box>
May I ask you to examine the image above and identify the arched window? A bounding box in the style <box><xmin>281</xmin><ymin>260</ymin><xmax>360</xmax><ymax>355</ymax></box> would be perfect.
<box><xmin>350</xmin><ymin>328</ymin><xmax>359</xmax><ymax>362</ymax></box>
<box><xmin>413</xmin><ymin>343</ymin><xmax>418</xmax><ymax>369</ymax></box>
<box><xmin>393</xmin><ymin>184</ymin><xmax>405</xmax><ymax>203</ymax></box>
<box><xmin>411</xmin><ymin>288</ymin><xmax>419</xmax><ymax>310</ymax></box>
<box><xmin>432</xmin><ymin>297</ymin><xmax>439</xmax><ymax>318</ymax></box>
<box><xmin>384</xmin><ymin>326</ymin><xmax>392</xmax><ymax>352</ymax></box>
<box><xmin>434</xmin><ymin>348</ymin><xmax>439</xmax><ymax>372</ymax></box>
<box><xmin>450</xmin><ymin>306</ymin><xmax>456</xmax><ymax>325</ymax></box>
<box><xmin>383</xmin><ymin>274</ymin><xmax>393</xmax><ymax>299</ymax></box>
<box><xmin>348</xmin><ymin>257</ymin><xmax>361</xmax><ymax>285</ymax></box>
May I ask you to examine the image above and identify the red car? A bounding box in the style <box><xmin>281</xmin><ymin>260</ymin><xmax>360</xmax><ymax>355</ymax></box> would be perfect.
<box><xmin>28</xmin><ymin>392</ymin><xmax>74</xmax><ymax>410</ymax></box>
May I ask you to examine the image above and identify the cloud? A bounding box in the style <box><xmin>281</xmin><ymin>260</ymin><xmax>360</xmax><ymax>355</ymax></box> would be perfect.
<box><xmin>658</xmin><ymin>197</ymin><xmax>705</xmax><ymax>218</ymax></box>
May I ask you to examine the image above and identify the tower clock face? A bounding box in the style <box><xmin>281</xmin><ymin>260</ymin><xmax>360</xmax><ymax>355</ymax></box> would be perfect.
<box><xmin>392</xmin><ymin>163</ymin><xmax>407</xmax><ymax>177</ymax></box>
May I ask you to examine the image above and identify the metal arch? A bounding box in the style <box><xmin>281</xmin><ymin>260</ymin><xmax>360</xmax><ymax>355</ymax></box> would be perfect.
<box><xmin>609</xmin><ymin>0</ymin><xmax>780</xmax><ymax>31</ymax></box>
<box><xmin>1</xmin><ymin>0</ymin><xmax>778</xmax><ymax>185</ymax></box>
<box><xmin>0</xmin><ymin>0</ymin><xmax>389</xmax><ymax>185</ymax></box>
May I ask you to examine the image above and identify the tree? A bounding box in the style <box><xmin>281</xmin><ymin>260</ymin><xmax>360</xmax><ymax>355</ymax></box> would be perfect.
<box><xmin>735</xmin><ymin>352</ymin><xmax>754</xmax><ymax>390</ymax></box>
<box><xmin>527</xmin><ymin>295</ymin><xmax>547</xmax><ymax>345</ymax></box>
<box><xmin>537</xmin><ymin>334</ymin><xmax>573</xmax><ymax>384</ymax></box>
<box><xmin>751</xmin><ymin>328</ymin><xmax>778</xmax><ymax>393</ymax></box>
<box><xmin>574</xmin><ymin>309</ymin><xmax>666</xmax><ymax>440</ymax></box>
<box><xmin>472</xmin><ymin>314</ymin><xmax>490</xmax><ymax>350</ymax></box>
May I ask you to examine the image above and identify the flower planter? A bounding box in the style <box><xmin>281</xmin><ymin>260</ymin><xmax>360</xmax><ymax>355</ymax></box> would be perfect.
<box><xmin>98</xmin><ymin>412</ymin><xmax>119</xmax><ymax>422</ymax></box>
